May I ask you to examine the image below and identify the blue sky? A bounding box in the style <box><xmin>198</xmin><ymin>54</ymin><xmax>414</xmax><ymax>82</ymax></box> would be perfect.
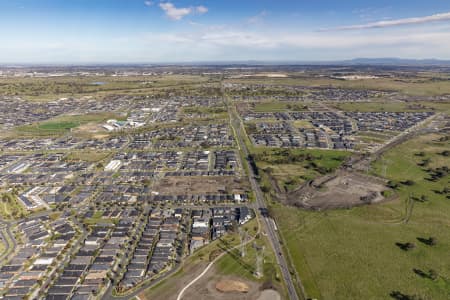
<box><xmin>1</xmin><ymin>0</ymin><xmax>450</xmax><ymax>63</ymax></box>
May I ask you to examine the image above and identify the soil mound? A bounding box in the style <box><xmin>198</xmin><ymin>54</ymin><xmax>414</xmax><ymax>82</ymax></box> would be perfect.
<box><xmin>215</xmin><ymin>279</ymin><xmax>250</xmax><ymax>293</ymax></box>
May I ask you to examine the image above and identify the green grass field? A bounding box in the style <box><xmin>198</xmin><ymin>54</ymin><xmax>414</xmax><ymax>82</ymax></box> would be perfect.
<box><xmin>270</xmin><ymin>133</ymin><xmax>450</xmax><ymax>300</ymax></box>
<box><xmin>12</xmin><ymin>112</ymin><xmax>122</xmax><ymax>137</ymax></box>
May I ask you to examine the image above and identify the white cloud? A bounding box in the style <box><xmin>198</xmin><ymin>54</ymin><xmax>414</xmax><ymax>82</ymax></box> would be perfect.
<box><xmin>195</xmin><ymin>6</ymin><xmax>208</xmax><ymax>14</ymax></box>
<box><xmin>247</xmin><ymin>10</ymin><xmax>268</xmax><ymax>24</ymax></box>
<box><xmin>159</xmin><ymin>3</ymin><xmax>191</xmax><ymax>20</ymax></box>
<box><xmin>148</xmin><ymin>25</ymin><xmax>450</xmax><ymax>55</ymax></box>
<box><xmin>144</xmin><ymin>1</ymin><xmax>154</xmax><ymax>7</ymax></box>
<box><xmin>159</xmin><ymin>2</ymin><xmax>208</xmax><ymax>21</ymax></box>
<box><xmin>323</xmin><ymin>11</ymin><xmax>450</xmax><ymax>31</ymax></box>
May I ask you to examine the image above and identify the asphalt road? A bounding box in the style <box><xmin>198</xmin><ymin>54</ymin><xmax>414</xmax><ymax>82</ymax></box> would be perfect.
<box><xmin>229</xmin><ymin>105</ymin><xmax>302</xmax><ymax>300</ymax></box>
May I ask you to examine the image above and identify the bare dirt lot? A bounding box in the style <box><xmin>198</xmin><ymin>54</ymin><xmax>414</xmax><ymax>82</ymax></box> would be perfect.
<box><xmin>282</xmin><ymin>171</ymin><xmax>389</xmax><ymax>210</ymax></box>
<box><xmin>153</xmin><ymin>176</ymin><xmax>250</xmax><ymax>195</ymax></box>
<box><xmin>183</xmin><ymin>271</ymin><xmax>261</xmax><ymax>300</ymax></box>
<box><xmin>72</xmin><ymin>122</ymin><xmax>110</xmax><ymax>139</ymax></box>
<box><xmin>257</xmin><ymin>289</ymin><xmax>281</xmax><ymax>300</ymax></box>
<box><xmin>215</xmin><ymin>279</ymin><xmax>250</xmax><ymax>293</ymax></box>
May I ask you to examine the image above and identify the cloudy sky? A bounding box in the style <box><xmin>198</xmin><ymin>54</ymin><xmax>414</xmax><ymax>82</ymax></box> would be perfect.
<box><xmin>1</xmin><ymin>0</ymin><xmax>450</xmax><ymax>63</ymax></box>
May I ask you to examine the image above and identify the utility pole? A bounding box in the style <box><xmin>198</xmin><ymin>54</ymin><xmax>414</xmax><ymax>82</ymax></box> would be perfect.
<box><xmin>254</xmin><ymin>243</ymin><xmax>265</xmax><ymax>278</ymax></box>
<box><xmin>382</xmin><ymin>158</ymin><xmax>387</xmax><ymax>177</ymax></box>
<box><xmin>239</xmin><ymin>227</ymin><xmax>246</xmax><ymax>258</ymax></box>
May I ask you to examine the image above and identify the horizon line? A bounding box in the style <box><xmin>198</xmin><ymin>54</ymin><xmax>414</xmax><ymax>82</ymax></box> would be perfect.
<box><xmin>2</xmin><ymin>57</ymin><xmax>450</xmax><ymax>67</ymax></box>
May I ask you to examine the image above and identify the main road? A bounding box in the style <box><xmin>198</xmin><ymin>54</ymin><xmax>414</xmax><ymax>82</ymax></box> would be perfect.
<box><xmin>228</xmin><ymin>99</ymin><xmax>303</xmax><ymax>300</ymax></box>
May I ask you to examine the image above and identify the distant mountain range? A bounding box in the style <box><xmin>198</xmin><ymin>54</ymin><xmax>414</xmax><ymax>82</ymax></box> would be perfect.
<box><xmin>337</xmin><ymin>58</ymin><xmax>450</xmax><ymax>66</ymax></box>
<box><xmin>212</xmin><ymin>58</ymin><xmax>450</xmax><ymax>66</ymax></box>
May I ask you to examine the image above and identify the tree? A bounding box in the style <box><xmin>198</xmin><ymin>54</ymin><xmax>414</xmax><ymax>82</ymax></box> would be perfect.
<box><xmin>440</xmin><ymin>150</ymin><xmax>449</xmax><ymax>157</ymax></box>
<box><xmin>405</xmin><ymin>242</ymin><xmax>416</xmax><ymax>251</ymax></box>
<box><xmin>396</xmin><ymin>242</ymin><xmax>416</xmax><ymax>251</ymax></box>
<box><xmin>387</xmin><ymin>180</ymin><xmax>400</xmax><ymax>189</ymax></box>
<box><xmin>261</xmin><ymin>186</ymin><xmax>270</xmax><ymax>193</ymax></box>
<box><xmin>429</xmin><ymin>237</ymin><xmax>437</xmax><ymax>246</ymax></box>
<box><xmin>428</xmin><ymin>269</ymin><xmax>438</xmax><ymax>281</ymax></box>
<box><xmin>402</xmin><ymin>180</ymin><xmax>415</xmax><ymax>186</ymax></box>
<box><xmin>264</xmin><ymin>167</ymin><xmax>274</xmax><ymax>174</ymax></box>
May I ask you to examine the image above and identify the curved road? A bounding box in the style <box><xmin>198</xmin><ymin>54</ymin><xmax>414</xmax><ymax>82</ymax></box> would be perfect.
<box><xmin>0</xmin><ymin>220</ymin><xmax>16</xmax><ymax>263</ymax></box>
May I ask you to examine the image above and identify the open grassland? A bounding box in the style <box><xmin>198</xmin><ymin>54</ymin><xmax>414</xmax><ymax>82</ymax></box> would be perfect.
<box><xmin>226</xmin><ymin>73</ymin><xmax>450</xmax><ymax>96</ymax></box>
<box><xmin>270</xmin><ymin>133</ymin><xmax>450</xmax><ymax>300</ymax></box>
<box><xmin>355</xmin><ymin>130</ymin><xmax>399</xmax><ymax>144</ymax></box>
<box><xmin>253</xmin><ymin>148</ymin><xmax>351</xmax><ymax>192</ymax></box>
<box><xmin>253</xmin><ymin>101</ymin><xmax>309</xmax><ymax>112</ymax></box>
<box><xmin>0</xmin><ymin>192</ymin><xmax>28</xmax><ymax>220</ymax></box>
<box><xmin>0</xmin><ymin>74</ymin><xmax>214</xmax><ymax>101</ymax></box>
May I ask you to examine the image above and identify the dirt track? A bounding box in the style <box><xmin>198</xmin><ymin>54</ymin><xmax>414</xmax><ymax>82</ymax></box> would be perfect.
<box><xmin>139</xmin><ymin>261</ymin><xmax>209</xmax><ymax>300</ymax></box>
